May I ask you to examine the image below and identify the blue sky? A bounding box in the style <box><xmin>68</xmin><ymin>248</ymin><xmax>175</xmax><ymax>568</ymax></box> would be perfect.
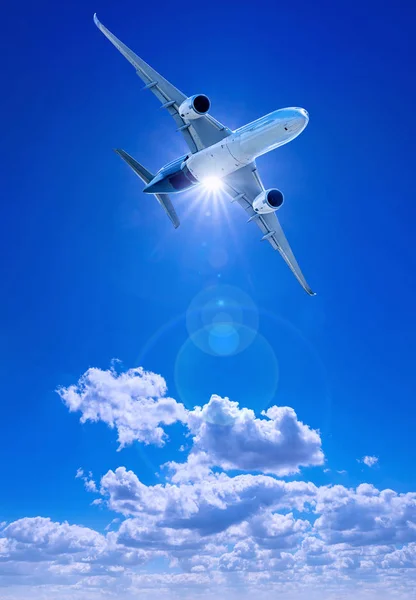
<box><xmin>1</xmin><ymin>0</ymin><xmax>416</xmax><ymax>598</ymax></box>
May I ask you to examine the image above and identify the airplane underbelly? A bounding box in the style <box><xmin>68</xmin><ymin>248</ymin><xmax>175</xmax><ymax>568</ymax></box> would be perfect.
<box><xmin>185</xmin><ymin>119</ymin><xmax>297</xmax><ymax>182</ymax></box>
<box><xmin>185</xmin><ymin>141</ymin><xmax>249</xmax><ymax>181</ymax></box>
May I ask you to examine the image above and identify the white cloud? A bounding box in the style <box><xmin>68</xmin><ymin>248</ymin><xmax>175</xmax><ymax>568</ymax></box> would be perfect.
<box><xmin>217</xmin><ymin>538</ymin><xmax>295</xmax><ymax>572</ymax></box>
<box><xmin>186</xmin><ymin>395</ymin><xmax>324</xmax><ymax>475</ymax></box>
<box><xmin>0</xmin><ymin>517</ymin><xmax>106</xmax><ymax>569</ymax></box>
<box><xmin>0</xmin><ymin>517</ymin><xmax>152</xmax><ymax>567</ymax></box>
<box><xmin>360</xmin><ymin>455</ymin><xmax>379</xmax><ymax>467</ymax></box>
<box><xmin>314</xmin><ymin>483</ymin><xmax>416</xmax><ymax>545</ymax></box>
<box><xmin>2</xmin><ymin>492</ymin><xmax>416</xmax><ymax>600</ymax></box>
<box><xmin>2</xmin><ymin>365</ymin><xmax>405</xmax><ymax>600</ymax></box>
<box><xmin>57</xmin><ymin>366</ymin><xmax>187</xmax><ymax>448</ymax></box>
<box><xmin>164</xmin><ymin>451</ymin><xmax>214</xmax><ymax>483</ymax></box>
<box><xmin>99</xmin><ymin>467</ymin><xmax>317</xmax><ymax>535</ymax></box>
<box><xmin>295</xmin><ymin>535</ymin><xmax>336</xmax><ymax>566</ymax></box>
<box><xmin>75</xmin><ymin>469</ymin><xmax>98</xmax><ymax>493</ymax></box>
<box><xmin>381</xmin><ymin>542</ymin><xmax>416</xmax><ymax>568</ymax></box>
<box><xmin>85</xmin><ymin>479</ymin><xmax>98</xmax><ymax>493</ymax></box>
<box><xmin>59</xmin><ymin>368</ymin><xmax>323</xmax><ymax>476</ymax></box>
<box><xmin>0</xmin><ymin>515</ymin><xmax>151</xmax><ymax>595</ymax></box>
<box><xmin>246</xmin><ymin>511</ymin><xmax>311</xmax><ymax>550</ymax></box>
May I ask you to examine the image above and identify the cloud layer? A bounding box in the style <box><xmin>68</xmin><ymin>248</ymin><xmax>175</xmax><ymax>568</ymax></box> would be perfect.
<box><xmin>2</xmin><ymin>363</ymin><xmax>413</xmax><ymax>600</ymax></box>
<box><xmin>2</xmin><ymin>475</ymin><xmax>416</xmax><ymax>600</ymax></box>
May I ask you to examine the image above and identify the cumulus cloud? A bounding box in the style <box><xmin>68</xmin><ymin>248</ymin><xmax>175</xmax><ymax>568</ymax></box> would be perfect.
<box><xmin>245</xmin><ymin>511</ymin><xmax>311</xmax><ymax>550</ymax></box>
<box><xmin>57</xmin><ymin>366</ymin><xmax>187</xmax><ymax>448</ymax></box>
<box><xmin>360</xmin><ymin>455</ymin><xmax>379</xmax><ymax>467</ymax></box>
<box><xmin>164</xmin><ymin>452</ymin><xmax>213</xmax><ymax>484</ymax></box>
<box><xmin>295</xmin><ymin>536</ymin><xmax>336</xmax><ymax>566</ymax></box>
<box><xmin>0</xmin><ymin>517</ymin><xmax>148</xmax><ymax>568</ymax></box>
<box><xmin>0</xmin><ymin>516</ymin><xmax>154</xmax><ymax>597</ymax></box>
<box><xmin>99</xmin><ymin>467</ymin><xmax>317</xmax><ymax>535</ymax></box>
<box><xmin>75</xmin><ymin>469</ymin><xmax>98</xmax><ymax>493</ymax></box>
<box><xmin>59</xmin><ymin>367</ymin><xmax>324</xmax><ymax>476</ymax></box>
<box><xmin>314</xmin><ymin>483</ymin><xmax>416</xmax><ymax>545</ymax></box>
<box><xmin>96</xmin><ymin>468</ymin><xmax>414</xmax><ymax>564</ymax></box>
<box><xmin>0</xmin><ymin>517</ymin><xmax>104</xmax><ymax>561</ymax></box>
<box><xmin>381</xmin><ymin>542</ymin><xmax>416</xmax><ymax>568</ymax></box>
<box><xmin>186</xmin><ymin>395</ymin><xmax>324</xmax><ymax>475</ymax></box>
<box><xmin>217</xmin><ymin>538</ymin><xmax>295</xmax><ymax>572</ymax></box>
<box><xmin>2</xmin><ymin>484</ymin><xmax>416</xmax><ymax>600</ymax></box>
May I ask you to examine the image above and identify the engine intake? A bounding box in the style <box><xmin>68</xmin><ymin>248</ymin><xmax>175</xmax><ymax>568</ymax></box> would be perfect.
<box><xmin>179</xmin><ymin>94</ymin><xmax>211</xmax><ymax>120</ymax></box>
<box><xmin>253</xmin><ymin>189</ymin><xmax>284</xmax><ymax>214</ymax></box>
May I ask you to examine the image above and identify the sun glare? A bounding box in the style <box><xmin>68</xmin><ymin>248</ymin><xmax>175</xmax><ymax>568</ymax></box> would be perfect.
<box><xmin>202</xmin><ymin>176</ymin><xmax>223</xmax><ymax>192</ymax></box>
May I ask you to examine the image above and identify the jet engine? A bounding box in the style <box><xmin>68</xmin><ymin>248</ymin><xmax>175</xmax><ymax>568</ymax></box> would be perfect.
<box><xmin>178</xmin><ymin>94</ymin><xmax>211</xmax><ymax>120</ymax></box>
<box><xmin>252</xmin><ymin>189</ymin><xmax>284</xmax><ymax>214</ymax></box>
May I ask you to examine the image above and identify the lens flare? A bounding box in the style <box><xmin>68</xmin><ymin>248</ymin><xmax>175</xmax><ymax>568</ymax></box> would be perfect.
<box><xmin>186</xmin><ymin>284</ymin><xmax>259</xmax><ymax>357</ymax></box>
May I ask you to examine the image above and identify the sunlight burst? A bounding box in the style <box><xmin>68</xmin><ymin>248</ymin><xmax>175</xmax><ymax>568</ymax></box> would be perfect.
<box><xmin>201</xmin><ymin>176</ymin><xmax>224</xmax><ymax>192</ymax></box>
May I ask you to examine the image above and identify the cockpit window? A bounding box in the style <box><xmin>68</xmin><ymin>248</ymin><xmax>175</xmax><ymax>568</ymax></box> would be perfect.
<box><xmin>238</xmin><ymin>114</ymin><xmax>274</xmax><ymax>133</ymax></box>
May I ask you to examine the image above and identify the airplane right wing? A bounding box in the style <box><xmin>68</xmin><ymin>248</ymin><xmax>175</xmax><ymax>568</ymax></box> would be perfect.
<box><xmin>93</xmin><ymin>14</ymin><xmax>231</xmax><ymax>154</ymax></box>
<box><xmin>223</xmin><ymin>164</ymin><xmax>315</xmax><ymax>296</ymax></box>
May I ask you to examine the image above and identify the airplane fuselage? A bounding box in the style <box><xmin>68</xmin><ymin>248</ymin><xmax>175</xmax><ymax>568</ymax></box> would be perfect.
<box><xmin>143</xmin><ymin>107</ymin><xmax>308</xmax><ymax>194</ymax></box>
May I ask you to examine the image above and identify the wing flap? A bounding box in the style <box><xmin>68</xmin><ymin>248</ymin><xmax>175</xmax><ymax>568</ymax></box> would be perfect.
<box><xmin>223</xmin><ymin>165</ymin><xmax>315</xmax><ymax>296</ymax></box>
<box><xmin>255</xmin><ymin>211</ymin><xmax>315</xmax><ymax>296</ymax></box>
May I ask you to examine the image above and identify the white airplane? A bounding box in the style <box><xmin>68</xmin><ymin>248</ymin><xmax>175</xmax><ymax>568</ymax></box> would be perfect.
<box><xmin>93</xmin><ymin>14</ymin><xmax>315</xmax><ymax>295</ymax></box>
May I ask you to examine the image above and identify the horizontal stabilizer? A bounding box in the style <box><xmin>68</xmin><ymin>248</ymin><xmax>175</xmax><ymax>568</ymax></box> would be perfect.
<box><xmin>114</xmin><ymin>149</ymin><xmax>180</xmax><ymax>229</ymax></box>
<box><xmin>114</xmin><ymin>148</ymin><xmax>153</xmax><ymax>184</ymax></box>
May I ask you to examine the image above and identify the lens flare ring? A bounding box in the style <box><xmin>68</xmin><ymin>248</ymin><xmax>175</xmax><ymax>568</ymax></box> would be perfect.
<box><xmin>186</xmin><ymin>284</ymin><xmax>259</xmax><ymax>357</ymax></box>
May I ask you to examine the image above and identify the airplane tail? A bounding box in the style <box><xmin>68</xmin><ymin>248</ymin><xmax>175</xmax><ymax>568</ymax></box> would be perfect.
<box><xmin>114</xmin><ymin>149</ymin><xmax>180</xmax><ymax>229</ymax></box>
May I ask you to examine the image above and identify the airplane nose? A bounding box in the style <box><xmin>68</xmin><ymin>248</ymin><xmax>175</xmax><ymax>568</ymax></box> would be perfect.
<box><xmin>281</xmin><ymin>108</ymin><xmax>309</xmax><ymax>135</ymax></box>
<box><xmin>293</xmin><ymin>108</ymin><xmax>309</xmax><ymax>132</ymax></box>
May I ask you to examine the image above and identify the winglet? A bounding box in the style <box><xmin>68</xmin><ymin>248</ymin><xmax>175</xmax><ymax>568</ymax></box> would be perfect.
<box><xmin>93</xmin><ymin>13</ymin><xmax>100</xmax><ymax>27</ymax></box>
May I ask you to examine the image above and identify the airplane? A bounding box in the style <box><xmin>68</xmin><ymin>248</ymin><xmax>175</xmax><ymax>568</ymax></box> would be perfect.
<box><xmin>93</xmin><ymin>14</ymin><xmax>315</xmax><ymax>296</ymax></box>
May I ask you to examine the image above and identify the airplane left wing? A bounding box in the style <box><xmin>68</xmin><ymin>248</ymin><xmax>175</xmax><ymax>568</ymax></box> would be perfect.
<box><xmin>223</xmin><ymin>165</ymin><xmax>315</xmax><ymax>296</ymax></box>
<box><xmin>93</xmin><ymin>14</ymin><xmax>231</xmax><ymax>153</ymax></box>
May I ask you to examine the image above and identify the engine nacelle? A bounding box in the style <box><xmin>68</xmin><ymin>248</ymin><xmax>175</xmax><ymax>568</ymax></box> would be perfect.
<box><xmin>252</xmin><ymin>189</ymin><xmax>284</xmax><ymax>214</ymax></box>
<box><xmin>178</xmin><ymin>94</ymin><xmax>211</xmax><ymax>120</ymax></box>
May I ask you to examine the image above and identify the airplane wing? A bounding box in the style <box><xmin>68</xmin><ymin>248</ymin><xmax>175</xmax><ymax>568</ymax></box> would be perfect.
<box><xmin>93</xmin><ymin>14</ymin><xmax>231</xmax><ymax>154</ymax></box>
<box><xmin>222</xmin><ymin>165</ymin><xmax>315</xmax><ymax>296</ymax></box>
